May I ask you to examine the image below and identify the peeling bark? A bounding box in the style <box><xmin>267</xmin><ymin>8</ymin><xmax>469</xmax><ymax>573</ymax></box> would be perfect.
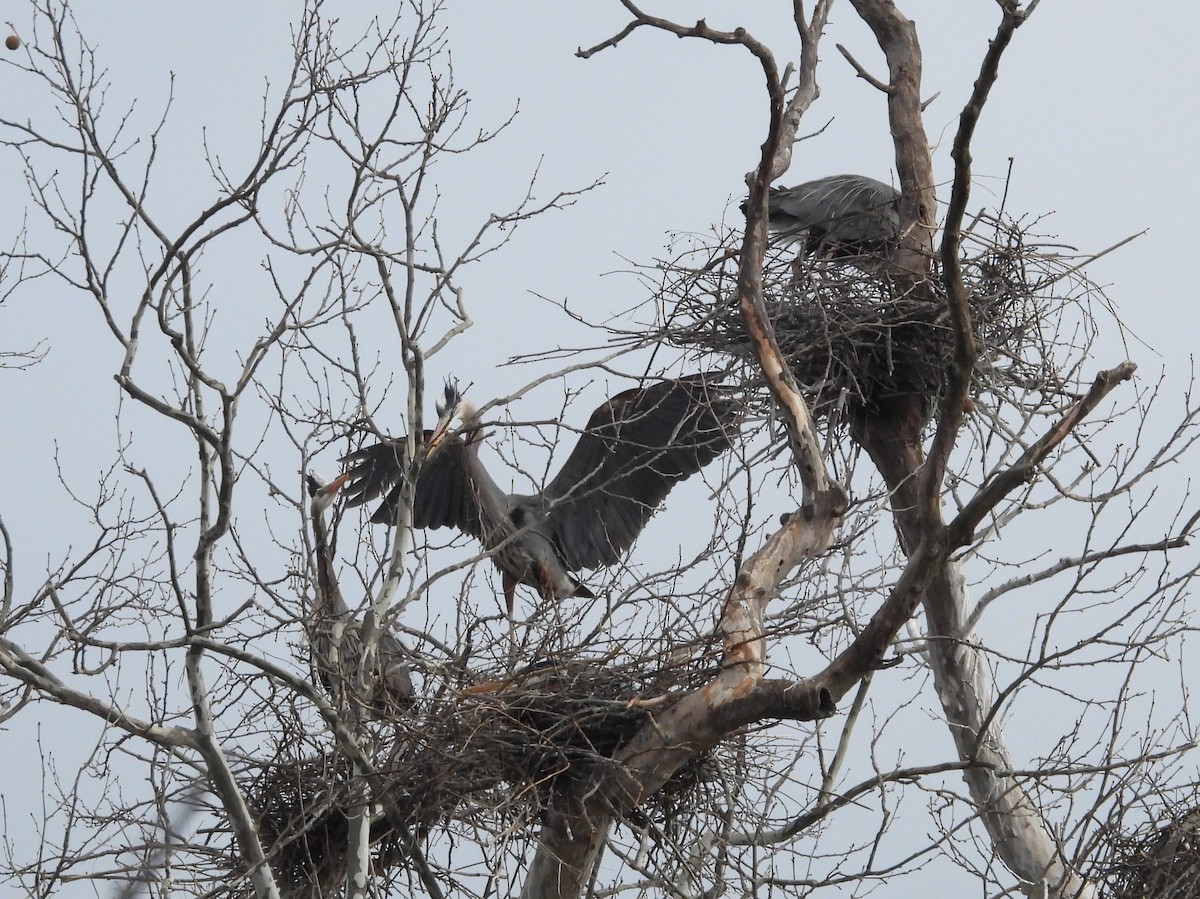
<box><xmin>536</xmin><ymin>3</ymin><xmax>1110</xmax><ymax>896</ymax></box>
<box><xmin>926</xmin><ymin>568</ymin><xmax>1096</xmax><ymax>899</ymax></box>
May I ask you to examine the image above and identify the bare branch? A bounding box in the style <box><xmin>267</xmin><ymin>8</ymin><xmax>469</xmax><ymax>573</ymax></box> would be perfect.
<box><xmin>0</xmin><ymin>636</ymin><xmax>196</xmax><ymax>749</ymax></box>
<box><xmin>949</xmin><ymin>362</ymin><xmax>1137</xmax><ymax>549</ymax></box>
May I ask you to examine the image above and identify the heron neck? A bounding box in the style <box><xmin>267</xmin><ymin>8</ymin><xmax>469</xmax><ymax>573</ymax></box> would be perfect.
<box><xmin>458</xmin><ymin>399</ymin><xmax>483</xmax><ymax>445</ymax></box>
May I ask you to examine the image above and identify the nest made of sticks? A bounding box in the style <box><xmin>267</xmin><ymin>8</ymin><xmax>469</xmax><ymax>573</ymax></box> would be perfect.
<box><xmin>245</xmin><ymin>655</ymin><xmax>714</xmax><ymax>892</ymax></box>
<box><xmin>247</xmin><ymin>749</ymin><xmax>365</xmax><ymax>895</ymax></box>
<box><xmin>1095</xmin><ymin>799</ymin><xmax>1200</xmax><ymax>899</ymax></box>
<box><xmin>661</xmin><ymin>212</ymin><xmax>1085</xmax><ymax>428</ymax></box>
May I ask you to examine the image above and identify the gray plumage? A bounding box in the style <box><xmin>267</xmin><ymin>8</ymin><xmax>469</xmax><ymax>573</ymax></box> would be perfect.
<box><xmin>745</xmin><ymin>174</ymin><xmax>901</xmax><ymax>257</ymax></box>
<box><xmin>340</xmin><ymin>374</ymin><xmax>739</xmax><ymax>614</ymax></box>
<box><xmin>306</xmin><ymin>474</ymin><xmax>414</xmax><ymax>712</ymax></box>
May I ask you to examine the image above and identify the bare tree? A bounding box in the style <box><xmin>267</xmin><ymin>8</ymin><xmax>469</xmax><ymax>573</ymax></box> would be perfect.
<box><xmin>2</xmin><ymin>2</ymin><xmax>1198</xmax><ymax>899</ymax></box>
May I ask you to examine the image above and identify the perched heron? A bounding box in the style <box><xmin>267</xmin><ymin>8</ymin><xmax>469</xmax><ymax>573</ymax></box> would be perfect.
<box><xmin>743</xmin><ymin>173</ymin><xmax>902</xmax><ymax>258</ymax></box>
<box><xmin>306</xmin><ymin>473</ymin><xmax>414</xmax><ymax>711</ymax></box>
<box><xmin>340</xmin><ymin>373</ymin><xmax>739</xmax><ymax>615</ymax></box>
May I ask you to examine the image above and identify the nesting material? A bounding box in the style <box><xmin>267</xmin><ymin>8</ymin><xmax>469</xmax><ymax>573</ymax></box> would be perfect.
<box><xmin>1094</xmin><ymin>801</ymin><xmax>1200</xmax><ymax>899</ymax></box>
<box><xmin>244</xmin><ymin>655</ymin><xmax>712</xmax><ymax>891</ymax></box>
<box><xmin>663</xmin><ymin>212</ymin><xmax>1085</xmax><ymax>428</ymax></box>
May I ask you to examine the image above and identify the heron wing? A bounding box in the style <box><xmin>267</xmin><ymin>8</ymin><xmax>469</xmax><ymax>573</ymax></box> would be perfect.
<box><xmin>341</xmin><ymin>435</ymin><xmax>483</xmax><ymax>536</ymax></box>
<box><xmin>765</xmin><ymin>174</ymin><xmax>900</xmax><ymax>248</ymax></box>
<box><xmin>542</xmin><ymin>374</ymin><xmax>738</xmax><ymax>570</ymax></box>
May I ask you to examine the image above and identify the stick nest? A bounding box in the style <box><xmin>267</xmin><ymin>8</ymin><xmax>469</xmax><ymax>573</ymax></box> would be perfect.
<box><xmin>1094</xmin><ymin>799</ymin><xmax>1200</xmax><ymax>898</ymax></box>
<box><xmin>245</xmin><ymin>655</ymin><xmax>713</xmax><ymax>894</ymax></box>
<box><xmin>659</xmin><ymin>212</ymin><xmax>1089</xmax><ymax>427</ymax></box>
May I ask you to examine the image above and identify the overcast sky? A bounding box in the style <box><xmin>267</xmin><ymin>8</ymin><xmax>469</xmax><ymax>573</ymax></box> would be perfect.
<box><xmin>4</xmin><ymin>2</ymin><xmax>1197</xmax><ymax>478</ymax></box>
<box><xmin>2</xmin><ymin>1</ymin><xmax>1198</xmax><ymax>895</ymax></box>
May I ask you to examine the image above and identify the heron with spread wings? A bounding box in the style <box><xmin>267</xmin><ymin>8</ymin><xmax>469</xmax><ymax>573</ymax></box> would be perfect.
<box><xmin>339</xmin><ymin>373</ymin><xmax>739</xmax><ymax>615</ymax></box>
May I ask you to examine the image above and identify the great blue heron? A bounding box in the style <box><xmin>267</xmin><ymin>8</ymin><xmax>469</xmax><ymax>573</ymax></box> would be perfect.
<box><xmin>744</xmin><ymin>173</ymin><xmax>901</xmax><ymax>258</ymax></box>
<box><xmin>340</xmin><ymin>373</ymin><xmax>738</xmax><ymax>615</ymax></box>
<box><xmin>306</xmin><ymin>473</ymin><xmax>414</xmax><ymax>712</ymax></box>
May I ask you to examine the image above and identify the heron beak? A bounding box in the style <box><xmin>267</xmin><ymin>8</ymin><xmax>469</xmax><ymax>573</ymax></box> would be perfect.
<box><xmin>323</xmin><ymin>472</ymin><xmax>349</xmax><ymax>496</ymax></box>
<box><xmin>426</xmin><ymin>408</ymin><xmax>456</xmax><ymax>456</ymax></box>
<box><xmin>308</xmin><ymin>471</ymin><xmax>348</xmax><ymax>513</ymax></box>
<box><xmin>307</xmin><ymin>471</ymin><xmax>349</xmax><ymax>500</ymax></box>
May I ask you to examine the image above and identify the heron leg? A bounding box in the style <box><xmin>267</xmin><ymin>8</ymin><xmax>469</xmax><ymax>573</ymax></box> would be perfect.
<box><xmin>501</xmin><ymin>570</ymin><xmax>517</xmax><ymax>619</ymax></box>
<box><xmin>501</xmin><ymin>570</ymin><xmax>518</xmax><ymax>665</ymax></box>
<box><xmin>534</xmin><ymin>564</ymin><xmax>558</xmax><ymax>604</ymax></box>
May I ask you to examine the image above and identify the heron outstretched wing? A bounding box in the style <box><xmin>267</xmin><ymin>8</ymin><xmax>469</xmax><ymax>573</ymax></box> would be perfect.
<box><xmin>341</xmin><ymin>435</ymin><xmax>484</xmax><ymax>536</ymax></box>
<box><xmin>541</xmin><ymin>374</ymin><xmax>738</xmax><ymax>570</ymax></box>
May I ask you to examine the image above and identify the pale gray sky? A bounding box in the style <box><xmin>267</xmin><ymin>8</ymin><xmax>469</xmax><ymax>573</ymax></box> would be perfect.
<box><xmin>2</xmin><ymin>2</ymin><xmax>1198</xmax><ymax>895</ymax></box>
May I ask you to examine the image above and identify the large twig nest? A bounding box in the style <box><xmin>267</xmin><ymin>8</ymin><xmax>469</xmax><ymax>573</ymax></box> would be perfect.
<box><xmin>247</xmin><ymin>750</ymin><xmax>365</xmax><ymax>896</ymax></box>
<box><xmin>1094</xmin><ymin>799</ymin><xmax>1200</xmax><ymax>898</ymax></box>
<box><xmin>242</xmin><ymin>655</ymin><xmax>714</xmax><ymax>892</ymax></box>
<box><xmin>375</xmin><ymin>656</ymin><xmax>710</xmax><ymax>824</ymax></box>
<box><xmin>660</xmin><ymin>211</ymin><xmax>1089</xmax><ymax>429</ymax></box>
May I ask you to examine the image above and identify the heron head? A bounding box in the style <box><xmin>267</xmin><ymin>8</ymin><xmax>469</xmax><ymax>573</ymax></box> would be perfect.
<box><xmin>307</xmin><ymin>472</ymin><xmax>348</xmax><ymax>513</ymax></box>
<box><xmin>428</xmin><ymin>379</ymin><xmax>475</xmax><ymax>452</ymax></box>
<box><xmin>434</xmin><ymin>380</ymin><xmax>461</xmax><ymax>421</ymax></box>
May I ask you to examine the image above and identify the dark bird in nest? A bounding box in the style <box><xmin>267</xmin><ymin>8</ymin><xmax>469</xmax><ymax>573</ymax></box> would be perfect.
<box><xmin>307</xmin><ymin>473</ymin><xmax>414</xmax><ymax>711</ymax></box>
<box><xmin>340</xmin><ymin>374</ymin><xmax>739</xmax><ymax>616</ymax></box>
<box><xmin>743</xmin><ymin>173</ymin><xmax>902</xmax><ymax>259</ymax></box>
